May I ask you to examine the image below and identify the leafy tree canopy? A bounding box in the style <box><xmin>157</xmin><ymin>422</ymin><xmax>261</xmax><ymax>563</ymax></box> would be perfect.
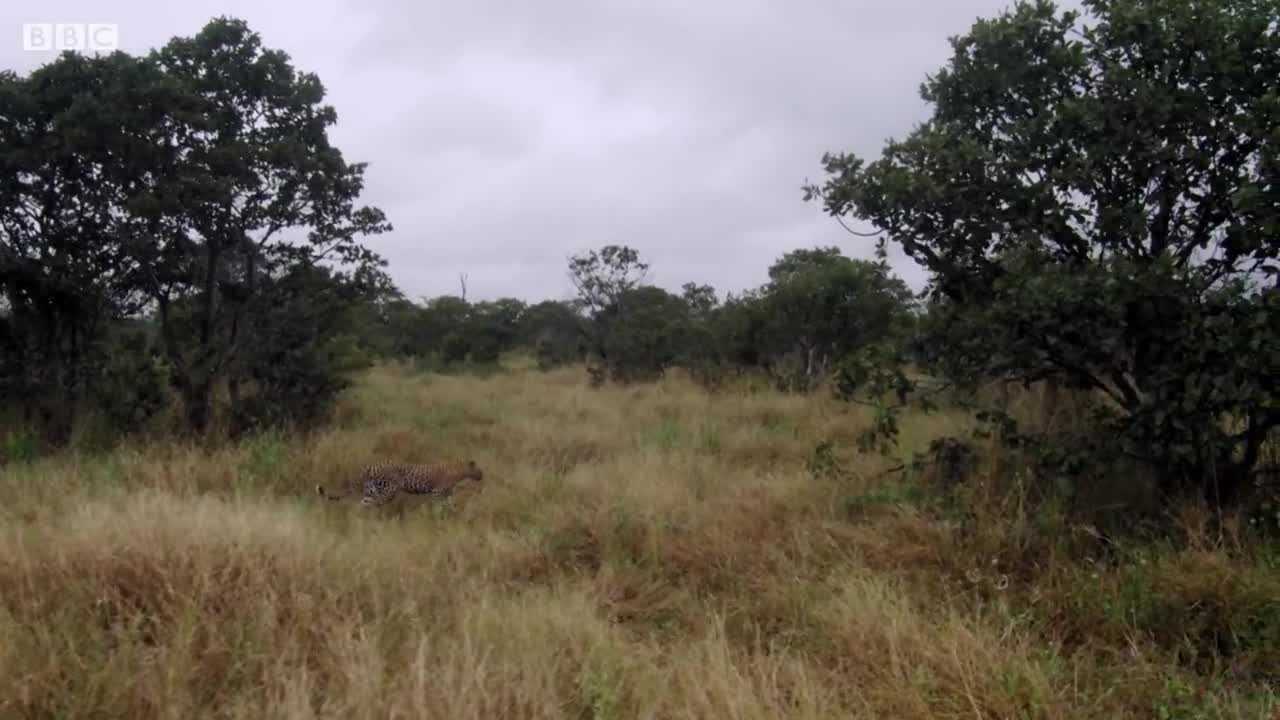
<box><xmin>808</xmin><ymin>0</ymin><xmax>1279</xmax><ymax>502</ymax></box>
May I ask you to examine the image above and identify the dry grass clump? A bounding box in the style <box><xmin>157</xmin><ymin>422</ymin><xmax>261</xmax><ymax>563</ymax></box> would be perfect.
<box><xmin>0</xmin><ymin>362</ymin><xmax>1274</xmax><ymax>719</ymax></box>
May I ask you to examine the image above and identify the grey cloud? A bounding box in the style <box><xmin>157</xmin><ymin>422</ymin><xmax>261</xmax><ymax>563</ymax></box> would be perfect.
<box><xmin>3</xmin><ymin>0</ymin><xmax>1081</xmax><ymax>302</ymax></box>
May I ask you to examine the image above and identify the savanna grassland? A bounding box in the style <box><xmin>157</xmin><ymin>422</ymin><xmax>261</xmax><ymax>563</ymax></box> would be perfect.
<box><xmin>0</xmin><ymin>362</ymin><xmax>1276</xmax><ymax>719</ymax></box>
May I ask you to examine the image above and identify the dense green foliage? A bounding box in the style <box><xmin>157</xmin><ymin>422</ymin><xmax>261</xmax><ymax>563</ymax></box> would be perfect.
<box><xmin>808</xmin><ymin>0</ymin><xmax>1278</xmax><ymax>504</ymax></box>
<box><xmin>1</xmin><ymin>17</ymin><xmax>389</xmax><ymax>444</ymax></box>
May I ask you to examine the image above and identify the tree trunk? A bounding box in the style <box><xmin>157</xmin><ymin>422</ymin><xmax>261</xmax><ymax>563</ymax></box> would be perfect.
<box><xmin>181</xmin><ymin>379</ymin><xmax>213</xmax><ymax>435</ymax></box>
<box><xmin>1041</xmin><ymin>376</ymin><xmax>1061</xmax><ymax>431</ymax></box>
<box><xmin>1210</xmin><ymin>464</ymin><xmax>1250</xmax><ymax>508</ymax></box>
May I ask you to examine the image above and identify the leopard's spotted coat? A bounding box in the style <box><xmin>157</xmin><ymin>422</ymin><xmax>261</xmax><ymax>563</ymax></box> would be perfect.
<box><xmin>316</xmin><ymin>460</ymin><xmax>483</xmax><ymax>507</ymax></box>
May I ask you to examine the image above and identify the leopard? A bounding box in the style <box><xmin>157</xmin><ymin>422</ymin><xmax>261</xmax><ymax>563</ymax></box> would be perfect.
<box><xmin>316</xmin><ymin>459</ymin><xmax>484</xmax><ymax>508</ymax></box>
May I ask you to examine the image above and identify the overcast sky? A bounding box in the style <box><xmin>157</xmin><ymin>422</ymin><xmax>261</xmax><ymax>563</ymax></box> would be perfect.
<box><xmin>3</xmin><ymin>0</ymin><xmax>1078</xmax><ymax>303</ymax></box>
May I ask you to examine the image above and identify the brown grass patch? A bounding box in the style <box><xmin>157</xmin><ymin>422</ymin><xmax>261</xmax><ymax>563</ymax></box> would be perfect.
<box><xmin>0</xmin><ymin>362</ymin><xmax>1274</xmax><ymax>719</ymax></box>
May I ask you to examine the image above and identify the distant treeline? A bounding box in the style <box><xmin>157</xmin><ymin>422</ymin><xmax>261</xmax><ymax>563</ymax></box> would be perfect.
<box><xmin>354</xmin><ymin>242</ymin><xmax>917</xmax><ymax>385</ymax></box>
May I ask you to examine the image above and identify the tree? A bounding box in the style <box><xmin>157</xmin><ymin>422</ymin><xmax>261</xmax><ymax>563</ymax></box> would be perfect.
<box><xmin>342</xmin><ymin>283</ymin><xmax>421</xmax><ymax>358</ymax></box>
<box><xmin>226</xmin><ymin>262</ymin><xmax>385</xmax><ymax>435</ymax></box>
<box><xmin>754</xmin><ymin>248</ymin><xmax>915</xmax><ymax>392</ymax></box>
<box><xmin>680</xmin><ymin>282</ymin><xmax>719</xmax><ymax>319</ymax></box>
<box><xmin>124</xmin><ymin>17</ymin><xmax>391</xmax><ymax>433</ymax></box>
<box><xmin>415</xmin><ymin>295</ymin><xmax>471</xmax><ymax>365</ymax></box>
<box><xmin>568</xmin><ymin>244</ymin><xmax>654</xmax><ymax>378</ymax></box>
<box><xmin>808</xmin><ymin>0</ymin><xmax>1279</xmax><ymax>503</ymax></box>
<box><xmin>464</xmin><ymin>298</ymin><xmax>526</xmax><ymax>365</ymax></box>
<box><xmin>0</xmin><ymin>53</ymin><xmax>156</xmax><ymax>441</ymax></box>
<box><xmin>518</xmin><ymin>300</ymin><xmax>584</xmax><ymax>370</ymax></box>
<box><xmin>713</xmin><ymin>290</ymin><xmax>770</xmax><ymax>369</ymax></box>
<box><xmin>2</xmin><ymin>18</ymin><xmax>392</xmax><ymax>440</ymax></box>
<box><xmin>676</xmin><ymin>282</ymin><xmax>732</xmax><ymax>386</ymax></box>
<box><xmin>567</xmin><ymin>245</ymin><xmax>650</xmax><ymax>316</ymax></box>
<box><xmin>596</xmin><ymin>285</ymin><xmax>692</xmax><ymax>382</ymax></box>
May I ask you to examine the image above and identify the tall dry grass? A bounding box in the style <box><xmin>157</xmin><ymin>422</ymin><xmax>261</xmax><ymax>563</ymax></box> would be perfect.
<box><xmin>0</xmin><ymin>363</ymin><xmax>1275</xmax><ymax>719</ymax></box>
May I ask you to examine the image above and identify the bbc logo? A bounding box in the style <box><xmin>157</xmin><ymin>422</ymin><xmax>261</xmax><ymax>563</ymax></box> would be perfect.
<box><xmin>22</xmin><ymin>23</ymin><xmax>119</xmax><ymax>52</ymax></box>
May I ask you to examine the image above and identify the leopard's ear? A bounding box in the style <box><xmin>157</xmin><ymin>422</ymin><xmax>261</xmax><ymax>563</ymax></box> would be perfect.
<box><xmin>467</xmin><ymin>460</ymin><xmax>477</xmax><ymax>468</ymax></box>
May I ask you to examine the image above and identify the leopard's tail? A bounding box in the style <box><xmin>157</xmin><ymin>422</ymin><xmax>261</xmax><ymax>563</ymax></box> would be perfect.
<box><xmin>315</xmin><ymin>485</ymin><xmax>344</xmax><ymax>501</ymax></box>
